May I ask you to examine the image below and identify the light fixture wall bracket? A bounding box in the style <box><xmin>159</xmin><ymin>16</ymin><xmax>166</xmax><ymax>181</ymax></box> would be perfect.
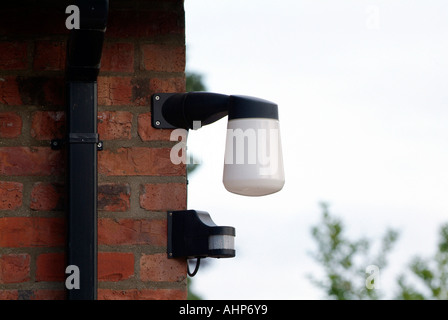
<box><xmin>151</xmin><ymin>92</ymin><xmax>230</xmax><ymax>130</ymax></box>
<box><xmin>151</xmin><ymin>93</ymin><xmax>178</xmax><ymax>129</ymax></box>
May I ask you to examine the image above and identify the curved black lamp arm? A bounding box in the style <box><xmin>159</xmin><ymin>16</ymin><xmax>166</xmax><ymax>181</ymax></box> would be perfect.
<box><xmin>151</xmin><ymin>92</ymin><xmax>278</xmax><ymax>130</ymax></box>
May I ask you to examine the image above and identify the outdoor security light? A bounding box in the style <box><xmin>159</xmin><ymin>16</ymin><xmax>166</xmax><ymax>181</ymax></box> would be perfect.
<box><xmin>152</xmin><ymin>92</ymin><xmax>285</xmax><ymax>196</ymax></box>
<box><xmin>168</xmin><ymin>210</ymin><xmax>235</xmax><ymax>276</ymax></box>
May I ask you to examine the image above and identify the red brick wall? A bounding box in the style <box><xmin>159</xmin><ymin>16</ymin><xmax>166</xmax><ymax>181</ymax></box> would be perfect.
<box><xmin>0</xmin><ymin>0</ymin><xmax>187</xmax><ymax>300</ymax></box>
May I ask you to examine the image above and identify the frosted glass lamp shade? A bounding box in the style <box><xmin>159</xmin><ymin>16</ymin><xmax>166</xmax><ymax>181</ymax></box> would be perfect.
<box><xmin>223</xmin><ymin>96</ymin><xmax>285</xmax><ymax>196</ymax></box>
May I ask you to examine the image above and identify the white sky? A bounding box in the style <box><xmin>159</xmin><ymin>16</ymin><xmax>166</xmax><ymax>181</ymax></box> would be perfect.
<box><xmin>184</xmin><ymin>0</ymin><xmax>448</xmax><ymax>299</ymax></box>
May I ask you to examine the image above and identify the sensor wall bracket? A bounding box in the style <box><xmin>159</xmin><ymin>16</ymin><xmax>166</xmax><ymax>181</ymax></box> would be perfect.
<box><xmin>167</xmin><ymin>210</ymin><xmax>236</xmax><ymax>259</ymax></box>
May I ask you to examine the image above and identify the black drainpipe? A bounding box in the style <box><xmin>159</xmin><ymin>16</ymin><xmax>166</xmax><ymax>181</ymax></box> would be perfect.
<box><xmin>65</xmin><ymin>0</ymin><xmax>109</xmax><ymax>300</ymax></box>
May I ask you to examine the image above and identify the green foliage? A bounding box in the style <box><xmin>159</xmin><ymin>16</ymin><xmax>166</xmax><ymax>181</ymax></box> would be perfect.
<box><xmin>309</xmin><ymin>203</ymin><xmax>448</xmax><ymax>300</ymax></box>
<box><xmin>186</xmin><ymin>72</ymin><xmax>207</xmax><ymax>92</ymax></box>
<box><xmin>186</xmin><ymin>161</ymin><xmax>200</xmax><ymax>176</ymax></box>
<box><xmin>187</xmin><ymin>278</ymin><xmax>202</xmax><ymax>300</ymax></box>
<box><xmin>308</xmin><ymin>202</ymin><xmax>399</xmax><ymax>300</ymax></box>
<box><xmin>395</xmin><ymin>223</ymin><xmax>448</xmax><ymax>300</ymax></box>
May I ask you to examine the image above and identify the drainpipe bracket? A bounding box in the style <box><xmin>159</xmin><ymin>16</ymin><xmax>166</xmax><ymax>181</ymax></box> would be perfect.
<box><xmin>51</xmin><ymin>135</ymin><xmax>103</xmax><ymax>151</ymax></box>
<box><xmin>68</xmin><ymin>133</ymin><xmax>99</xmax><ymax>144</ymax></box>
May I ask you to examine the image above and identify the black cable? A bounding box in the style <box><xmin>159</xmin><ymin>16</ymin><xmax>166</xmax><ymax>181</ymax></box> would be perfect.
<box><xmin>187</xmin><ymin>258</ymin><xmax>201</xmax><ymax>277</ymax></box>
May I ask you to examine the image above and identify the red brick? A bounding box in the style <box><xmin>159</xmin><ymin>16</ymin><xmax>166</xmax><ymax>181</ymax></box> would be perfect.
<box><xmin>107</xmin><ymin>11</ymin><xmax>140</xmax><ymax>38</ymax></box>
<box><xmin>140</xmin><ymin>253</ymin><xmax>186</xmax><ymax>282</ymax></box>
<box><xmin>15</xmin><ymin>76</ymin><xmax>64</xmax><ymax>107</ymax></box>
<box><xmin>0</xmin><ymin>147</ymin><xmax>64</xmax><ymax>176</ymax></box>
<box><xmin>98</xmin><ymin>183</ymin><xmax>130</xmax><ymax>212</ymax></box>
<box><xmin>0</xmin><ymin>217</ymin><xmax>65</xmax><ymax>247</ymax></box>
<box><xmin>31</xmin><ymin>111</ymin><xmax>65</xmax><ymax>140</ymax></box>
<box><xmin>131</xmin><ymin>77</ymin><xmax>151</xmax><ymax>106</ymax></box>
<box><xmin>0</xmin><ymin>254</ymin><xmax>30</xmax><ymax>284</ymax></box>
<box><xmin>35</xmin><ymin>252</ymin><xmax>65</xmax><ymax>282</ymax></box>
<box><xmin>107</xmin><ymin>11</ymin><xmax>183</xmax><ymax>38</ymax></box>
<box><xmin>0</xmin><ymin>76</ymin><xmax>22</xmax><ymax>105</ymax></box>
<box><xmin>149</xmin><ymin>77</ymin><xmax>186</xmax><ymax>93</ymax></box>
<box><xmin>30</xmin><ymin>182</ymin><xmax>65</xmax><ymax>211</ymax></box>
<box><xmin>98</xmin><ymin>76</ymin><xmax>133</xmax><ymax>106</ymax></box>
<box><xmin>98</xmin><ymin>147</ymin><xmax>185</xmax><ymax>176</ymax></box>
<box><xmin>5</xmin><ymin>289</ymin><xmax>65</xmax><ymax>300</ymax></box>
<box><xmin>0</xmin><ymin>181</ymin><xmax>23</xmax><ymax>210</ymax></box>
<box><xmin>0</xmin><ymin>42</ymin><xmax>28</xmax><ymax>70</ymax></box>
<box><xmin>101</xmin><ymin>42</ymin><xmax>134</xmax><ymax>72</ymax></box>
<box><xmin>0</xmin><ymin>1</ymin><xmax>188</xmax><ymax>300</ymax></box>
<box><xmin>31</xmin><ymin>290</ymin><xmax>66</xmax><ymax>300</ymax></box>
<box><xmin>97</xmin><ymin>111</ymin><xmax>132</xmax><ymax>140</ymax></box>
<box><xmin>0</xmin><ymin>112</ymin><xmax>22</xmax><ymax>138</ymax></box>
<box><xmin>0</xmin><ymin>6</ymin><xmax>68</xmax><ymax>36</ymax></box>
<box><xmin>33</xmin><ymin>41</ymin><xmax>66</xmax><ymax>71</ymax></box>
<box><xmin>137</xmin><ymin>112</ymin><xmax>172</xmax><ymax>141</ymax></box>
<box><xmin>98</xmin><ymin>218</ymin><xmax>166</xmax><ymax>246</ymax></box>
<box><xmin>98</xmin><ymin>288</ymin><xmax>187</xmax><ymax>300</ymax></box>
<box><xmin>142</xmin><ymin>44</ymin><xmax>185</xmax><ymax>72</ymax></box>
<box><xmin>98</xmin><ymin>252</ymin><xmax>134</xmax><ymax>282</ymax></box>
<box><xmin>140</xmin><ymin>10</ymin><xmax>184</xmax><ymax>37</ymax></box>
<box><xmin>131</xmin><ymin>77</ymin><xmax>186</xmax><ymax>106</ymax></box>
<box><xmin>0</xmin><ymin>290</ymin><xmax>19</xmax><ymax>300</ymax></box>
<box><xmin>140</xmin><ymin>183</ymin><xmax>186</xmax><ymax>211</ymax></box>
